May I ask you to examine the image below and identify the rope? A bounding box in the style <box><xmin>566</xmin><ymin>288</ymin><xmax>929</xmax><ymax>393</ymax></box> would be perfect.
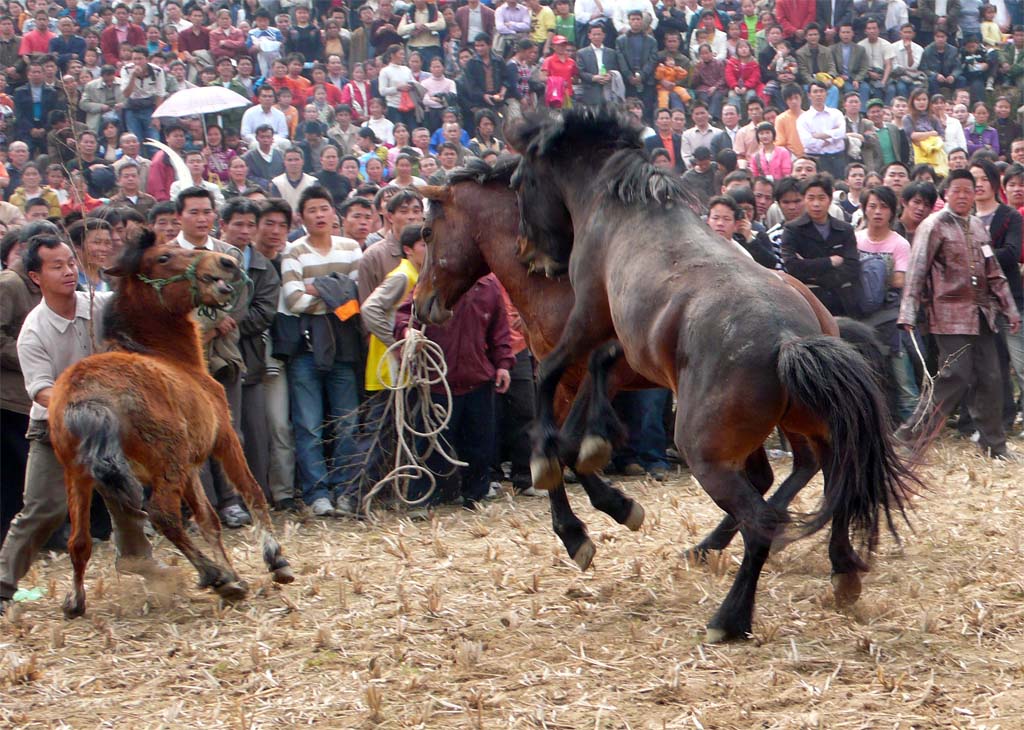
<box><xmin>360</xmin><ymin>325</ymin><xmax>467</xmax><ymax>516</ymax></box>
<box><xmin>906</xmin><ymin>329</ymin><xmax>969</xmax><ymax>433</ymax></box>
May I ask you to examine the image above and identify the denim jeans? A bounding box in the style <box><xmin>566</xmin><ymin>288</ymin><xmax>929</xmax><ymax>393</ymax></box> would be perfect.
<box><xmin>892</xmin><ymin>332</ymin><xmax>921</xmax><ymax>424</ymax></box>
<box><xmin>614</xmin><ymin>389</ymin><xmax>671</xmax><ymax>471</ymax></box>
<box><xmin>287</xmin><ymin>353</ymin><xmax>359</xmax><ymax>504</ymax></box>
<box><xmin>124</xmin><ymin>106</ymin><xmax>158</xmax><ymax>157</ymax></box>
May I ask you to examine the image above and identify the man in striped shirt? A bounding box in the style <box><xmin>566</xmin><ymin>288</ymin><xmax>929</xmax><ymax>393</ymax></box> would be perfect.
<box><xmin>279</xmin><ymin>186</ymin><xmax>364</xmax><ymax>517</ymax></box>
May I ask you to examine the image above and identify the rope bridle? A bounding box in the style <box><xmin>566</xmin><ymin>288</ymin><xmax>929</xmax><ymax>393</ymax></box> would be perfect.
<box><xmin>136</xmin><ymin>257</ymin><xmax>251</xmax><ymax>319</ymax></box>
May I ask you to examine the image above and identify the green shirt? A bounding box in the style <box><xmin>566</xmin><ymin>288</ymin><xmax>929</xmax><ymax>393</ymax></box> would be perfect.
<box><xmin>554</xmin><ymin>14</ymin><xmax>575</xmax><ymax>46</ymax></box>
<box><xmin>877</xmin><ymin>126</ymin><xmax>896</xmax><ymax>165</ymax></box>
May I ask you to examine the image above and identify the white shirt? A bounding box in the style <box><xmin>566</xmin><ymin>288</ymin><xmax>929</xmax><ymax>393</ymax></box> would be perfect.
<box><xmin>691</xmin><ymin>29</ymin><xmax>728</xmax><ymax>61</ymax></box>
<box><xmin>942</xmin><ymin>116</ymin><xmax>967</xmax><ymax>153</ymax></box>
<box><xmin>467</xmin><ymin>6</ymin><xmax>484</xmax><ymax>40</ymax></box>
<box><xmin>575</xmin><ymin>0</ymin><xmax>612</xmax><ymax>21</ymax></box>
<box><xmin>169</xmin><ymin>179</ymin><xmax>226</xmax><ymax>210</ymax></box>
<box><xmin>18</xmin><ymin>291</ymin><xmax>114</xmax><ymax>421</ymax></box>
<box><xmin>240</xmin><ymin>105</ymin><xmax>290</xmax><ymax>144</ymax></box>
<box><xmin>797</xmin><ymin>106</ymin><xmax>846</xmax><ymax>155</ymax></box>
<box><xmin>891</xmin><ymin>41</ymin><xmax>924</xmax><ymax>71</ymax></box>
<box><xmin>612</xmin><ymin>0</ymin><xmax>657</xmax><ymax>33</ymax></box>
<box><xmin>858</xmin><ymin>37</ymin><xmax>895</xmax><ymax>69</ymax></box>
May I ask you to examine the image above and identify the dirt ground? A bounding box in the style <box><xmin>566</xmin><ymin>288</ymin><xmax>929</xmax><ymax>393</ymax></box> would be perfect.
<box><xmin>2</xmin><ymin>436</ymin><xmax>1024</xmax><ymax>730</ymax></box>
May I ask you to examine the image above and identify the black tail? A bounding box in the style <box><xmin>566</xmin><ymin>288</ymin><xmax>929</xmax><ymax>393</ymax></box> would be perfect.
<box><xmin>836</xmin><ymin>316</ymin><xmax>899</xmax><ymax>425</ymax></box>
<box><xmin>64</xmin><ymin>400</ymin><xmax>145</xmax><ymax>511</ymax></box>
<box><xmin>777</xmin><ymin>336</ymin><xmax>920</xmax><ymax>553</ymax></box>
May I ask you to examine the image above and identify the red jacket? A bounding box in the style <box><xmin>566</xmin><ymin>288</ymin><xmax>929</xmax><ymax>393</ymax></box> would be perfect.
<box><xmin>100</xmin><ymin>23</ymin><xmax>145</xmax><ymax>65</ymax></box>
<box><xmin>725</xmin><ymin>57</ymin><xmax>764</xmax><ymax>96</ymax></box>
<box><xmin>775</xmin><ymin>0</ymin><xmax>816</xmax><ymax>40</ymax></box>
<box><xmin>394</xmin><ymin>273</ymin><xmax>514</xmax><ymax>396</ymax></box>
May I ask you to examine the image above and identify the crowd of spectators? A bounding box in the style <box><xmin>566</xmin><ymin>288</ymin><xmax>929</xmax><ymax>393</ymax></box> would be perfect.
<box><xmin>1</xmin><ymin>0</ymin><xmax>1023</xmax><ymax>566</ymax></box>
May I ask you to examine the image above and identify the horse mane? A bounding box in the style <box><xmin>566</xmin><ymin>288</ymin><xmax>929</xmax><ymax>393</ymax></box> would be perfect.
<box><xmin>446</xmin><ymin>155</ymin><xmax>519</xmax><ymax>187</ymax></box>
<box><xmin>600</xmin><ymin>149</ymin><xmax>698</xmax><ymax>209</ymax></box>
<box><xmin>511</xmin><ymin>106</ymin><xmax>645</xmax><ymax>160</ymax></box>
<box><xmin>102</xmin><ymin>228</ymin><xmax>164</xmax><ymax>354</ymax></box>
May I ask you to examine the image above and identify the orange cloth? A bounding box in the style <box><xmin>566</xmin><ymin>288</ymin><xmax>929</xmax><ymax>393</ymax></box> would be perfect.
<box><xmin>774</xmin><ymin>108</ymin><xmax>805</xmax><ymax>157</ymax></box>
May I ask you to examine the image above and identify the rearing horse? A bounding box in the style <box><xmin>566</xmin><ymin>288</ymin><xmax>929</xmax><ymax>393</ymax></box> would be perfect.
<box><xmin>49</xmin><ymin>230</ymin><xmax>294</xmax><ymax>617</ymax></box>
<box><xmin>505</xmin><ymin>108</ymin><xmax>919</xmax><ymax>643</ymax></box>
<box><xmin>413</xmin><ymin>157</ymin><xmax>881</xmax><ymax>576</ymax></box>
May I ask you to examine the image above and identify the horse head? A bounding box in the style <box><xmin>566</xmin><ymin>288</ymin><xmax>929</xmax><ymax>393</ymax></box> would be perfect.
<box><xmin>508</xmin><ymin>108</ymin><xmax>643</xmax><ymax>276</ymax></box>
<box><xmin>106</xmin><ymin>228</ymin><xmax>244</xmax><ymax>314</ymax></box>
<box><xmin>414</xmin><ymin>181</ymin><xmax>489</xmax><ymax>325</ymax></box>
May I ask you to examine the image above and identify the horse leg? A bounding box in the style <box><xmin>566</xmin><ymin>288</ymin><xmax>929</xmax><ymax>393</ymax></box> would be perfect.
<box><xmin>574</xmin><ymin>341</ymin><xmax>627</xmax><ymax>475</ymax></box>
<box><xmin>146</xmin><ymin>481</ymin><xmax>247</xmax><ymax>602</ymax></box>
<box><xmin>182</xmin><ymin>474</ymin><xmax>236</xmax><ymax>574</ymax></box>
<box><xmin>815</xmin><ymin>438</ymin><xmax>870</xmax><ymax>608</ymax></box>
<box><xmin>549</xmin><ymin>483</ymin><xmax>597</xmax><ymax>571</ymax></box>
<box><xmin>531</xmin><ymin>301</ymin><xmax>613</xmax><ymax>491</ymax></box>
<box><xmin>62</xmin><ymin>470</ymin><xmax>93</xmax><ymax>619</ymax></box>
<box><xmin>692</xmin><ymin>460</ymin><xmax>783</xmax><ymax>643</ymax></box>
<box><xmin>555</xmin><ymin>367</ymin><xmax>645</xmax><ymax>531</ymax></box>
<box><xmin>687</xmin><ymin>446</ymin><xmax>774</xmax><ymax>562</ymax></box>
<box><xmin>211</xmin><ymin>427</ymin><xmax>294</xmax><ymax>585</ymax></box>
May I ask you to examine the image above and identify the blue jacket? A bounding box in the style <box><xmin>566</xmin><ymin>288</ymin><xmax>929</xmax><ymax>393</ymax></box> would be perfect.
<box><xmin>13</xmin><ymin>84</ymin><xmax>60</xmax><ymax>137</ymax></box>
<box><xmin>49</xmin><ymin>34</ymin><xmax>87</xmax><ymax>72</ymax></box>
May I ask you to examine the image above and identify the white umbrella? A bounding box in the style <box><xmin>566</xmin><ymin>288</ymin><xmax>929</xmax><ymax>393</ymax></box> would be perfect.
<box><xmin>152</xmin><ymin>86</ymin><xmax>252</xmax><ymax>119</ymax></box>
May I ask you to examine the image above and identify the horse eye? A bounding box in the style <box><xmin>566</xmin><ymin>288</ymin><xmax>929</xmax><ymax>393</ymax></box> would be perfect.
<box><xmin>422</xmin><ymin>227</ymin><xmax>432</xmax><ymax>241</ymax></box>
<box><xmin>157</xmin><ymin>254</ymin><xmax>171</xmax><ymax>263</ymax></box>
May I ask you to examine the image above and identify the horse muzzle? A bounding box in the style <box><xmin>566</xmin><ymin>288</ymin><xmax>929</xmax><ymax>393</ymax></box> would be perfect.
<box><xmin>415</xmin><ymin>293</ymin><xmax>452</xmax><ymax>325</ymax></box>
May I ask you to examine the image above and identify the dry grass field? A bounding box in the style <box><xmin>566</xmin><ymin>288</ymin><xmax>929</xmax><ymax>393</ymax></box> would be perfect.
<box><xmin>3</xmin><ymin>437</ymin><xmax>1024</xmax><ymax>730</ymax></box>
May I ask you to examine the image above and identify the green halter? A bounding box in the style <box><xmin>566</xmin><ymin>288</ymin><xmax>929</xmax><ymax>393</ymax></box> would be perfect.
<box><xmin>136</xmin><ymin>257</ymin><xmax>251</xmax><ymax>319</ymax></box>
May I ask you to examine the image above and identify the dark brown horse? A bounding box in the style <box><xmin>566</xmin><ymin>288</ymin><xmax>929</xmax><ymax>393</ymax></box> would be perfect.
<box><xmin>49</xmin><ymin>230</ymin><xmax>294</xmax><ymax>618</ymax></box>
<box><xmin>502</xmin><ymin>108</ymin><xmax>918</xmax><ymax>643</ymax></box>
<box><xmin>417</xmin><ymin>159</ymin><xmax>647</xmax><ymax>571</ymax></box>
<box><xmin>413</xmin><ymin>158</ymin><xmax>862</xmax><ymax>573</ymax></box>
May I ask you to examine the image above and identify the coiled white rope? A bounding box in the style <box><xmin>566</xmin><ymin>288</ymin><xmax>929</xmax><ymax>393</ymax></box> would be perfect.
<box><xmin>361</xmin><ymin>326</ymin><xmax>467</xmax><ymax>516</ymax></box>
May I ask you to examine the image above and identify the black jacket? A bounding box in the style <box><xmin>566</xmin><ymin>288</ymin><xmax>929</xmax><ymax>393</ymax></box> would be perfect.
<box><xmin>462</xmin><ymin>52</ymin><xmax>509</xmax><ymax>107</ymax></box>
<box><xmin>781</xmin><ymin>214</ymin><xmax>861</xmax><ymax>316</ymax></box>
<box><xmin>237</xmin><ymin>247</ymin><xmax>281</xmax><ymax>385</ymax></box>
<box><xmin>13</xmin><ymin>84</ymin><xmax>59</xmax><ymax>137</ymax></box>
<box><xmin>644</xmin><ymin>133</ymin><xmax>685</xmax><ymax>173</ymax></box>
<box><xmin>988</xmin><ymin>204</ymin><xmax>1023</xmax><ymax>308</ymax></box>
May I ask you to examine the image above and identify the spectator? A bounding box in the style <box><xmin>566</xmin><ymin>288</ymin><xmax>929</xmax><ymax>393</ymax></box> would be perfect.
<box><xmin>895</xmin><ymin>169</ymin><xmax>1021</xmax><ymax>460</ymax></box>
<box><xmin>966</xmin><ymin>102</ymin><xmax>1000</xmax><ymax>157</ymax></box>
<box><xmin>797</xmin><ymin>80</ymin><xmax>847</xmax><ymax>180</ymax></box>
<box><xmin>859</xmin><ymin>18</ymin><xmax>895</xmax><ymax>103</ymax></box>
<box><xmin>278</xmin><ymin>186</ymin><xmax>363</xmax><ymax>517</ymax></box>
<box><xmin>270</xmin><ymin>147</ymin><xmax>320</xmax><ymax>214</ymax></box>
<box><xmin>13</xmin><ymin>59</ymin><xmax>58</xmax><ymax>158</ymax></box>
<box><xmin>782</xmin><ymin>173</ymin><xmax>861</xmax><ymax>317</ymax></box>
<box><xmin>242</xmin><ymin>125</ymin><xmax>287</xmax><ymax>191</ymax></box>
<box><xmin>120</xmin><ymin>46</ymin><xmax>166</xmax><ymax>152</ymax></box>
<box><xmin>616</xmin><ymin>10</ymin><xmax>658</xmax><ymax>120</ymax></box>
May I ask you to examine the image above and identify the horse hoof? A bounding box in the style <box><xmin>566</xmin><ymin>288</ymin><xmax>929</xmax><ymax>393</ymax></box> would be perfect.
<box><xmin>272</xmin><ymin>566</ymin><xmax>295</xmax><ymax>584</ymax></box>
<box><xmin>704</xmin><ymin>627</ymin><xmax>729</xmax><ymax>644</ymax></box>
<box><xmin>530</xmin><ymin>455</ymin><xmax>562</xmax><ymax>492</ymax></box>
<box><xmin>623</xmin><ymin>501</ymin><xmax>645</xmax><ymax>531</ymax></box>
<box><xmin>572</xmin><ymin>539</ymin><xmax>597</xmax><ymax>572</ymax></box>
<box><xmin>831</xmin><ymin>572</ymin><xmax>862</xmax><ymax>608</ymax></box>
<box><xmin>214</xmin><ymin>580</ymin><xmax>249</xmax><ymax>602</ymax></box>
<box><xmin>576</xmin><ymin>435</ymin><xmax>612</xmax><ymax>475</ymax></box>
<box><xmin>683</xmin><ymin>546</ymin><xmax>710</xmax><ymax>565</ymax></box>
<box><xmin>62</xmin><ymin>594</ymin><xmax>85</xmax><ymax>619</ymax></box>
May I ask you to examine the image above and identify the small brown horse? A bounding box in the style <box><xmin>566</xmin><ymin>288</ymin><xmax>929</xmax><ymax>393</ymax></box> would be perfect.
<box><xmin>414</xmin><ymin>158</ymin><xmax>850</xmax><ymax>571</ymax></box>
<box><xmin>501</xmin><ymin>108</ymin><xmax>919</xmax><ymax>642</ymax></box>
<box><xmin>49</xmin><ymin>230</ymin><xmax>294</xmax><ymax>618</ymax></box>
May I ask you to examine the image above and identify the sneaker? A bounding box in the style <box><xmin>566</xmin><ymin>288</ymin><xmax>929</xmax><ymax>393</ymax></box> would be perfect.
<box><xmin>219</xmin><ymin>504</ymin><xmax>252</xmax><ymax>529</ymax></box>
<box><xmin>484</xmin><ymin>482</ymin><xmax>503</xmax><ymax>500</ymax></box>
<box><xmin>310</xmin><ymin>497</ymin><xmax>335</xmax><ymax>517</ymax></box>
<box><xmin>648</xmin><ymin>466</ymin><xmax>668</xmax><ymax>481</ymax></box>
<box><xmin>274</xmin><ymin>497</ymin><xmax>302</xmax><ymax>513</ymax></box>
<box><xmin>622</xmin><ymin>462</ymin><xmax>646</xmax><ymax>477</ymax></box>
<box><xmin>986</xmin><ymin>81</ymin><xmax>995</xmax><ymax>91</ymax></box>
<box><xmin>334</xmin><ymin>493</ymin><xmax>361</xmax><ymax>517</ymax></box>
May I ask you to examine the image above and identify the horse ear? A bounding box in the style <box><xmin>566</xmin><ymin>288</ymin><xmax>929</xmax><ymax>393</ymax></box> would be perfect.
<box><xmin>418</xmin><ymin>185</ymin><xmax>450</xmax><ymax>203</ymax></box>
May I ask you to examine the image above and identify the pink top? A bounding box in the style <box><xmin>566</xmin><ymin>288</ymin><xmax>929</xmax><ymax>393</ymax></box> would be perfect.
<box><xmin>856</xmin><ymin>229</ymin><xmax>911</xmax><ymax>286</ymax></box>
<box><xmin>748</xmin><ymin>146</ymin><xmax>793</xmax><ymax>181</ymax></box>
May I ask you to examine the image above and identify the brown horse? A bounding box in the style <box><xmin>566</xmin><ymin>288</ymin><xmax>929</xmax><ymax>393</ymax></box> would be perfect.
<box><xmin>413</xmin><ymin>158</ymin><xmax>858</xmax><ymax>571</ymax></box>
<box><xmin>49</xmin><ymin>230</ymin><xmax>294</xmax><ymax>618</ymax></box>
<box><xmin>502</xmin><ymin>108</ymin><xmax>918</xmax><ymax>643</ymax></box>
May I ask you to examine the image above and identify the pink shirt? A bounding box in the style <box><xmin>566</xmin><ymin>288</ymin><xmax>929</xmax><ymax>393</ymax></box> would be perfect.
<box><xmin>856</xmin><ymin>229</ymin><xmax>911</xmax><ymax>286</ymax></box>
